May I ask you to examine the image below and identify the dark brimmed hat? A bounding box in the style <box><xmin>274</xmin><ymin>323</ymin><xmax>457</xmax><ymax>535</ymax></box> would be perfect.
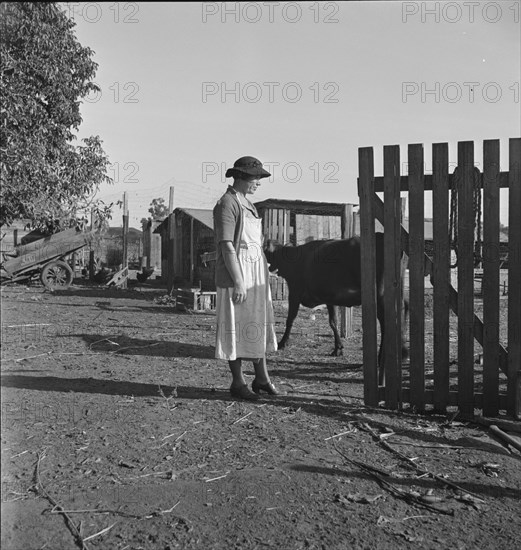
<box><xmin>225</xmin><ymin>156</ymin><xmax>271</xmax><ymax>179</ymax></box>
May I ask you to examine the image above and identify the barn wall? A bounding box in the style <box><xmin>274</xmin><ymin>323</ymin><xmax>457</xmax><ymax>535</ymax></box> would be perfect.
<box><xmin>294</xmin><ymin>213</ymin><xmax>343</xmax><ymax>244</ymax></box>
<box><xmin>143</xmin><ymin>220</ymin><xmax>162</xmax><ymax>269</ymax></box>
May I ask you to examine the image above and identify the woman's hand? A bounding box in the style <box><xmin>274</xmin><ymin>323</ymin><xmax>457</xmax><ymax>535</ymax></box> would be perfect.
<box><xmin>233</xmin><ymin>281</ymin><xmax>247</xmax><ymax>304</ymax></box>
<box><xmin>220</xmin><ymin>241</ymin><xmax>247</xmax><ymax>303</ymax></box>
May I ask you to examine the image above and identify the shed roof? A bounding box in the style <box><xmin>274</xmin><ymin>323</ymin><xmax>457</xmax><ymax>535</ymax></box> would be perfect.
<box><xmin>153</xmin><ymin>207</ymin><xmax>214</xmax><ymax>233</ymax></box>
<box><xmin>178</xmin><ymin>208</ymin><xmax>213</xmax><ymax>230</ymax></box>
<box><xmin>254</xmin><ymin>198</ymin><xmax>357</xmax><ymax>215</ymax></box>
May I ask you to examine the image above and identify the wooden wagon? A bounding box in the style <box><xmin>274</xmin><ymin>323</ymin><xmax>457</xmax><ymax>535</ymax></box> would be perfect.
<box><xmin>1</xmin><ymin>227</ymin><xmax>93</xmax><ymax>290</ymax></box>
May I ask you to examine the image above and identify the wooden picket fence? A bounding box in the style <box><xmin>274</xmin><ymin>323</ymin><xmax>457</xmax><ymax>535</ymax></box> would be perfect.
<box><xmin>358</xmin><ymin>138</ymin><xmax>520</xmax><ymax>419</ymax></box>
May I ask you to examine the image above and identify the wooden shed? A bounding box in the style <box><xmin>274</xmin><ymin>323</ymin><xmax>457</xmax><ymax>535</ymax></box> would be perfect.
<box><xmin>154</xmin><ymin>208</ymin><xmax>215</xmax><ymax>290</ymax></box>
<box><xmin>254</xmin><ymin>199</ymin><xmax>358</xmax><ymax>245</ymax></box>
<box><xmin>142</xmin><ymin>219</ymin><xmax>162</xmax><ymax>270</ymax></box>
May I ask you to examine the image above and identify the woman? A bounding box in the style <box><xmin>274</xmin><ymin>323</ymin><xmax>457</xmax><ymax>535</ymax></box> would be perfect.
<box><xmin>213</xmin><ymin>156</ymin><xmax>280</xmax><ymax>400</ymax></box>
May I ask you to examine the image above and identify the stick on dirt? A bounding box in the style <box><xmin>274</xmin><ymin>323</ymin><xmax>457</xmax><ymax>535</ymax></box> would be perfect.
<box><xmin>34</xmin><ymin>452</ymin><xmax>89</xmax><ymax>550</ymax></box>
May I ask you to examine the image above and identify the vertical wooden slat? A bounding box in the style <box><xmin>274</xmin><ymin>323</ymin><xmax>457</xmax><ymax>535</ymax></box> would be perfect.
<box><xmin>316</xmin><ymin>215</ymin><xmax>323</xmax><ymax>240</ymax></box>
<box><xmin>408</xmin><ymin>144</ymin><xmax>425</xmax><ymax>410</ymax></box>
<box><xmin>295</xmin><ymin>214</ymin><xmax>302</xmax><ymax>245</ymax></box>
<box><xmin>508</xmin><ymin>137</ymin><xmax>521</xmax><ymax>418</ymax></box>
<box><xmin>482</xmin><ymin>139</ymin><xmax>500</xmax><ymax>416</ymax></box>
<box><xmin>432</xmin><ymin>143</ymin><xmax>450</xmax><ymax>413</ymax></box>
<box><xmin>121</xmin><ymin>192</ymin><xmax>129</xmax><ymax>289</ymax></box>
<box><xmin>383</xmin><ymin>145</ymin><xmax>402</xmax><ymax>409</ymax></box>
<box><xmin>167</xmin><ymin>212</ymin><xmax>176</xmax><ymax>293</ymax></box>
<box><xmin>340</xmin><ymin>204</ymin><xmax>354</xmax><ymax>338</ymax></box>
<box><xmin>189</xmin><ymin>217</ymin><xmax>194</xmax><ymax>285</ymax></box>
<box><xmin>167</xmin><ymin>187</ymin><xmax>175</xmax><ymax>293</ymax></box>
<box><xmin>457</xmin><ymin>141</ymin><xmax>475</xmax><ymax>419</ymax></box>
<box><xmin>358</xmin><ymin>147</ymin><xmax>378</xmax><ymax>406</ymax></box>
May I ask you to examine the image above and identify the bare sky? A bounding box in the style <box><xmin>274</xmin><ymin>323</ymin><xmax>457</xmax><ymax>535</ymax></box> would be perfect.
<box><xmin>65</xmin><ymin>1</ymin><xmax>520</xmax><ymax>227</ymax></box>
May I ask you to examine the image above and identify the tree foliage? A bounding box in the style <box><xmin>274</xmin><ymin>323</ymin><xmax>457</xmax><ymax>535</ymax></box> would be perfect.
<box><xmin>140</xmin><ymin>198</ymin><xmax>169</xmax><ymax>227</ymax></box>
<box><xmin>148</xmin><ymin>198</ymin><xmax>169</xmax><ymax>220</ymax></box>
<box><xmin>0</xmin><ymin>2</ymin><xmax>113</xmax><ymax>232</ymax></box>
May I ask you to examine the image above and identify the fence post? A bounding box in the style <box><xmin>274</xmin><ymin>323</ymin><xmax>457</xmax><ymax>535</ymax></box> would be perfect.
<box><xmin>340</xmin><ymin>204</ymin><xmax>353</xmax><ymax>338</ymax></box>
<box><xmin>432</xmin><ymin>142</ymin><xmax>450</xmax><ymax>413</ymax></box>
<box><xmin>508</xmin><ymin>138</ymin><xmax>521</xmax><ymax>418</ymax></box>
<box><xmin>408</xmin><ymin>143</ymin><xmax>425</xmax><ymax>411</ymax></box>
<box><xmin>482</xmin><ymin>139</ymin><xmax>500</xmax><ymax>417</ymax></box>
<box><xmin>457</xmin><ymin>141</ymin><xmax>475</xmax><ymax>419</ymax></box>
<box><xmin>147</xmin><ymin>222</ymin><xmax>153</xmax><ymax>269</ymax></box>
<box><xmin>167</xmin><ymin>186</ymin><xmax>175</xmax><ymax>294</ymax></box>
<box><xmin>358</xmin><ymin>148</ymin><xmax>378</xmax><ymax>407</ymax></box>
<box><xmin>383</xmin><ymin>145</ymin><xmax>403</xmax><ymax>409</ymax></box>
<box><xmin>121</xmin><ymin>192</ymin><xmax>129</xmax><ymax>289</ymax></box>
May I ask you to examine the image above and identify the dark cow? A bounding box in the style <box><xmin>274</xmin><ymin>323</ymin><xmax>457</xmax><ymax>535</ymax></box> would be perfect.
<box><xmin>264</xmin><ymin>234</ymin><xmax>408</xmax><ymax>381</ymax></box>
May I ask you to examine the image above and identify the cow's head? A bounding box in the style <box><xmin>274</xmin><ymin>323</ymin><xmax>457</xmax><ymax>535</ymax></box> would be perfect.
<box><xmin>264</xmin><ymin>239</ymin><xmax>302</xmax><ymax>278</ymax></box>
<box><xmin>264</xmin><ymin>239</ymin><xmax>283</xmax><ymax>273</ymax></box>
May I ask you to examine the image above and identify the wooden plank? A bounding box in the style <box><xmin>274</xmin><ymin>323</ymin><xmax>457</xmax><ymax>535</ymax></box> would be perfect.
<box><xmin>167</xmin><ymin>190</ymin><xmax>176</xmax><ymax>293</ymax></box>
<box><xmin>333</xmin><ymin>215</ymin><xmax>342</xmax><ymax>238</ymax></box>
<box><xmin>167</xmin><ymin>214</ymin><xmax>175</xmax><ymax>292</ymax></box>
<box><xmin>262</xmin><ymin>209</ymin><xmax>269</xmax><ymax>242</ymax></box>
<box><xmin>316</xmin><ymin>215</ymin><xmax>323</xmax><ymax>240</ymax></box>
<box><xmin>482</xmin><ymin>139</ymin><xmax>500</xmax><ymax>416</ymax></box>
<box><xmin>266</xmin><ymin>209</ymin><xmax>272</xmax><ymax>241</ymax></box>
<box><xmin>324</xmin><ymin>216</ymin><xmax>331</xmax><ymax>239</ymax></box>
<box><xmin>295</xmin><ymin>214</ymin><xmax>302</xmax><ymax>245</ymax></box>
<box><xmin>340</xmin><ymin>205</ymin><xmax>354</xmax><ymax>338</ymax></box>
<box><xmin>358</xmin><ymin>147</ymin><xmax>378</xmax><ymax>407</ymax></box>
<box><xmin>370</xmin><ymin>171</ymin><xmax>511</xmax><ymax>192</ymax></box>
<box><xmin>508</xmin><ymin>138</ymin><xmax>521</xmax><ymax>418</ymax></box>
<box><xmin>432</xmin><ymin>143</ymin><xmax>450</xmax><ymax>413</ymax></box>
<box><xmin>169</xmin><ymin>186</ymin><xmax>175</xmax><ymax>211</ymax></box>
<box><xmin>282</xmin><ymin>209</ymin><xmax>288</xmax><ymax>243</ymax></box>
<box><xmin>408</xmin><ymin>144</ymin><xmax>425</xmax><ymax>410</ymax></box>
<box><xmin>383</xmin><ymin>145</ymin><xmax>402</xmax><ymax>409</ymax></box>
<box><xmin>457</xmin><ymin>141</ymin><xmax>475</xmax><ymax>419</ymax></box>
<box><xmin>372</xmin><ymin>193</ymin><xmax>509</xmax><ymax>375</ymax></box>
<box><xmin>189</xmin><ymin>218</ymin><xmax>194</xmax><ymax>285</ymax></box>
<box><xmin>147</xmin><ymin>224</ymin><xmax>153</xmax><ymax>269</ymax></box>
<box><xmin>122</xmin><ymin>218</ymin><xmax>129</xmax><ymax>288</ymax></box>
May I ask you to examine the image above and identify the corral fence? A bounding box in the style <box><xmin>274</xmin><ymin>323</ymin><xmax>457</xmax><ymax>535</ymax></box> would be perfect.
<box><xmin>358</xmin><ymin>138</ymin><xmax>520</xmax><ymax>419</ymax></box>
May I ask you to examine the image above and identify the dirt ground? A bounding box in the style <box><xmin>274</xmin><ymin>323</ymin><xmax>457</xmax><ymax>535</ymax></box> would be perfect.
<box><xmin>1</xmin><ymin>279</ymin><xmax>520</xmax><ymax>550</ymax></box>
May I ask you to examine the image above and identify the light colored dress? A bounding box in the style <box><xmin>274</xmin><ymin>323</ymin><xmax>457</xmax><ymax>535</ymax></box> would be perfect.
<box><xmin>215</xmin><ymin>198</ymin><xmax>278</xmax><ymax>360</ymax></box>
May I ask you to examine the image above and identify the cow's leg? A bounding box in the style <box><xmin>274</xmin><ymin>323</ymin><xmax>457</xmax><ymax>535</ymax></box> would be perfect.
<box><xmin>277</xmin><ymin>293</ymin><xmax>300</xmax><ymax>350</ymax></box>
<box><xmin>326</xmin><ymin>304</ymin><xmax>343</xmax><ymax>356</ymax></box>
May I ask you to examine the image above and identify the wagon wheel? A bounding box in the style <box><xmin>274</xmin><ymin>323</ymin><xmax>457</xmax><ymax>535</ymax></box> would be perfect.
<box><xmin>40</xmin><ymin>260</ymin><xmax>73</xmax><ymax>290</ymax></box>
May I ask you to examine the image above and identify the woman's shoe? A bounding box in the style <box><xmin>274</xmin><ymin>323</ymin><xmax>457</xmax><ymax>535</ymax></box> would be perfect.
<box><xmin>230</xmin><ymin>384</ymin><xmax>260</xmax><ymax>400</ymax></box>
<box><xmin>252</xmin><ymin>380</ymin><xmax>281</xmax><ymax>396</ymax></box>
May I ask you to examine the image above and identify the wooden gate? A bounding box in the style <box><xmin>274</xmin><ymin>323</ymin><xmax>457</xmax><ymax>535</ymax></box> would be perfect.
<box><xmin>358</xmin><ymin>138</ymin><xmax>520</xmax><ymax>419</ymax></box>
